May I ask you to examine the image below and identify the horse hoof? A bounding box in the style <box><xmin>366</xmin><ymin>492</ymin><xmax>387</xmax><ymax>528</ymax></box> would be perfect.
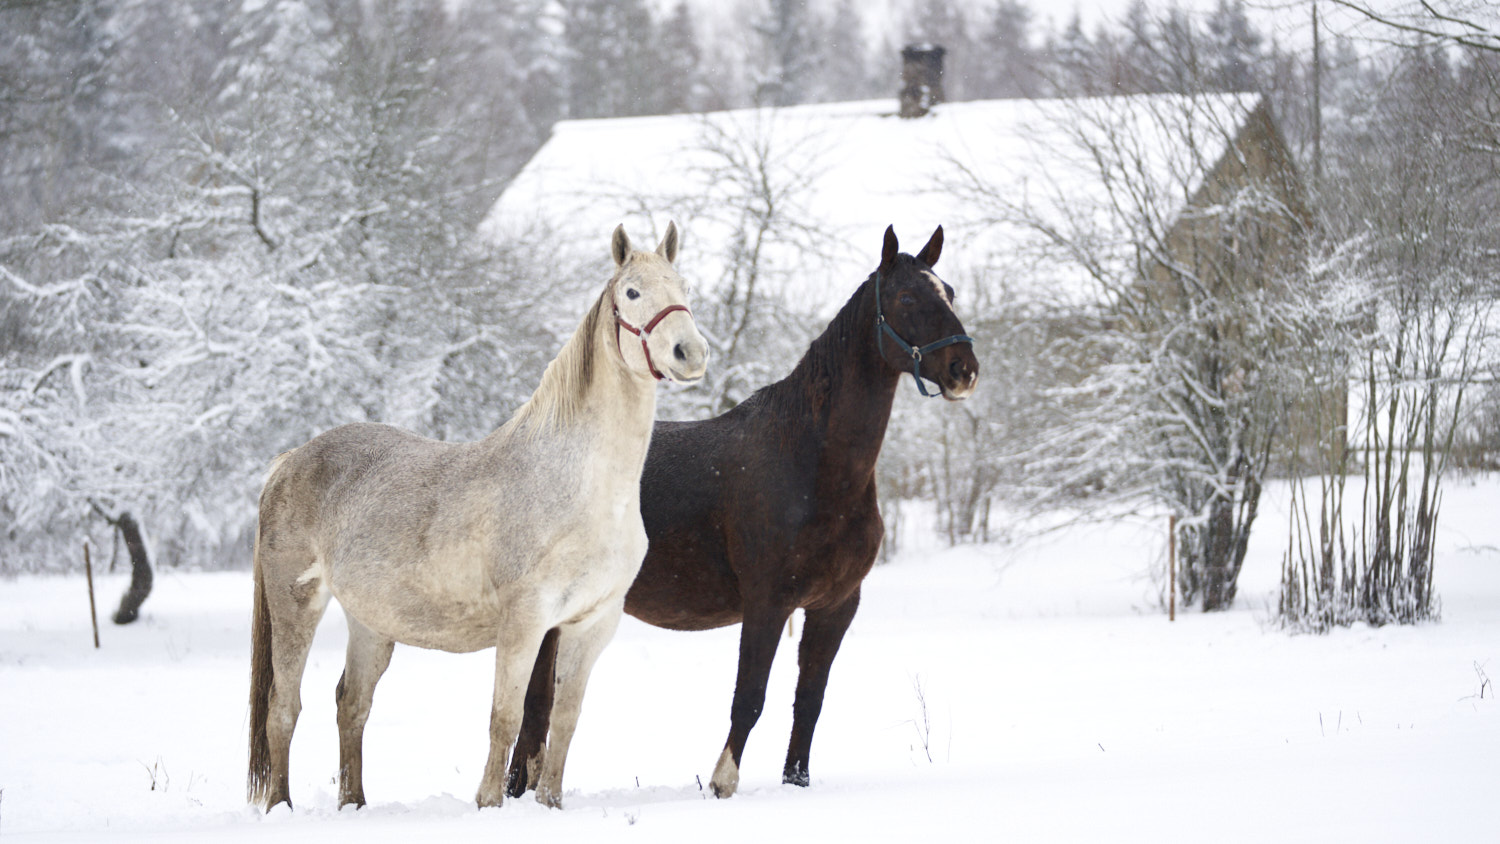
<box><xmin>536</xmin><ymin>787</ymin><xmax>563</xmax><ymax>809</ymax></box>
<box><xmin>475</xmin><ymin>786</ymin><xmax>505</xmax><ymax>809</ymax></box>
<box><xmin>709</xmin><ymin>747</ymin><xmax>739</xmax><ymax>798</ymax></box>
<box><xmin>782</xmin><ymin>767</ymin><xmax>809</xmax><ymax>788</ymax></box>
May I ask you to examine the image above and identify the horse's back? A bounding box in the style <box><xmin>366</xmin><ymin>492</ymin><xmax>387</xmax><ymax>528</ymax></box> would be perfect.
<box><xmin>260</xmin><ymin>422</ymin><xmax>443</xmax><ymax>540</ymax></box>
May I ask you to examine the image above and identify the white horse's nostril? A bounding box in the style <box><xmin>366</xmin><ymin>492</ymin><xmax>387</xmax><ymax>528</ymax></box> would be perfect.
<box><xmin>674</xmin><ymin>344</ymin><xmax>687</xmax><ymax>362</ymax></box>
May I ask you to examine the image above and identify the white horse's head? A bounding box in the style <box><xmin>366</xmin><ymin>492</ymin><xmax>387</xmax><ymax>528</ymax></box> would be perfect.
<box><xmin>609</xmin><ymin>222</ymin><xmax>708</xmax><ymax>385</ymax></box>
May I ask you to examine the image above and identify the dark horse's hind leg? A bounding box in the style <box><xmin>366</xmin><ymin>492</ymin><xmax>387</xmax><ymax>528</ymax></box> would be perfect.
<box><xmin>782</xmin><ymin>589</ymin><xmax>861</xmax><ymax>786</ymax></box>
<box><xmin>710</xmin><ymin>605</ymin><xmax>793</xmax><ymax>798</ymax></box>
<box><xmin>505</xmin><ymin>627</ymin><xmax>559</xmax><ymax>798</ymax></box>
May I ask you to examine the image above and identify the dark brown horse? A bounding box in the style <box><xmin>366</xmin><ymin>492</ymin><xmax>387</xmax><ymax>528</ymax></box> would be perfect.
<box><xmin>506</xmin><ymin>225</ymin><xmax>978</xmax><ymax>800</ymax></box>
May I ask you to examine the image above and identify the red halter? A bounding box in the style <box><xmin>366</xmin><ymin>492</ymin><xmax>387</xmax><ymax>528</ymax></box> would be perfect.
<box><xmin>614</xmin><ymin>304</ymin><xmax>692</xmax><ymax>381</ymax></box>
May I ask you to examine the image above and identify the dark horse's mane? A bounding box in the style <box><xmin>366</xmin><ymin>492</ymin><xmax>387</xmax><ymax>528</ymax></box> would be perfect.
<box><xmin>739</xmin><ymin>270</ymin><xmax>880</xmax><ymax>422</ymax></box>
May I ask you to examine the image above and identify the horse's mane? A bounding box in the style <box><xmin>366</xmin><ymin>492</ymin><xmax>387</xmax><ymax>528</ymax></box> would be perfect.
<box><xmin>502</xmin><ymin>278</ymin><xmax>612</xmax><ymax>437</ymax></box>
<box><xmin>751</xmin><ymin>271</ymin><xmax>876</xmax><ymax>417</ymax></box>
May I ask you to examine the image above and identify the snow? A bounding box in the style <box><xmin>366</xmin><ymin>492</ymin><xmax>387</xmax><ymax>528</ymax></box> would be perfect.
<box><xmin>482</xmin><ymin>93</ymin><xmax>1260</xmax><ymax>315</ymax></box>
<box><xmin>3</xmin><ymin>476</ymin><xmax>1498</xmax><ymax>843</ymax></box>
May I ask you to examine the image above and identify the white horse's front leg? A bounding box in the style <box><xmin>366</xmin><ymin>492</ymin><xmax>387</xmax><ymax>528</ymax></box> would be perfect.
<box><xmin>534</xmin><ymin>601</ymin><xmax>625</xmax><ymax>809</ymax></box>
<box><xmin>476</xmin><ymin>623</ymin><xmax>550</xmax><ymax>808</ymax></box>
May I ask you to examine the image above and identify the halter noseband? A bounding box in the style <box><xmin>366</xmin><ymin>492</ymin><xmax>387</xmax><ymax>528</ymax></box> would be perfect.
<box><xmin>873</xmin><ymin>269</ymin><xmax>973</xmax><ymax>398</ymax></box>
<box><xmin>615</xmin><ymin>304</ymin><xmax>691</xmax><ymax>381</ymax></box>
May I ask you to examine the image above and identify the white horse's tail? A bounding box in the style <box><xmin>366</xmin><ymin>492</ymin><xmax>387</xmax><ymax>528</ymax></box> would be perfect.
<box><xmin>247</xmin><ymin>451</ymin><xmax>292</xmax><ymax>806</ymax></box>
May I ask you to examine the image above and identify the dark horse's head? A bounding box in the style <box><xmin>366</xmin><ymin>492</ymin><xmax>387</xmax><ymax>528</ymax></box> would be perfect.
<box><xmin>872</xmin><ymin>225</ymin><xmax>979</xmax><ymax>401</ymax></box>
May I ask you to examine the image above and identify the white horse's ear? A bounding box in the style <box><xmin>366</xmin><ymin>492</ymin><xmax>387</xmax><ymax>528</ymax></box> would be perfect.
<box><xmin>656</xmin><ymin>221</ymin><xmax>679</xmax><ymax>264</ymax></box>
<box><xmin>612</xmin><ymin>225</ymin><xmax>631</xmax><ymax>267</ymax></box>
<box><xmin>916</xmin><ymin>225</ymin><xmax>943</xmax><ymax>268</ymax></box>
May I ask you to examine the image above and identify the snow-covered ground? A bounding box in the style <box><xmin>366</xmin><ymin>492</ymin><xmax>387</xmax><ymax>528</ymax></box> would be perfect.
<box><xmin>2</xmin><ymin>479</ymin><xmax>1497</xmax><ymax>843</ymax></box>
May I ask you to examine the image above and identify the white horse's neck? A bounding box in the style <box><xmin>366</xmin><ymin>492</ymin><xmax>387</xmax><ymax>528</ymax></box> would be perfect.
<box><xmin>578</xmin><ymin>312</ymin><xmax>659</xmax><ymax>467</ymax></box>
<box><xmin>491</xmin><ymin>297</ymin><xmax>658</xmax><ymax>471</ymax></box>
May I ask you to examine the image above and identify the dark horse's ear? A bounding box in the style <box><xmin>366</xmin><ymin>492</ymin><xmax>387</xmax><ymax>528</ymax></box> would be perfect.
<box><xmin>656</xmin><ymin>221</ymin><xmax>679</xmax><ymax>264</ymax></box>
<box><xmin>611</xmin><ymin>224</ymin><xmax>631</xmax><ymax>267</ymax></box>
<box><xmin>880</xmin><ymin>225</ymin><xmax>899</xmax><ymax>271</ymax></box>
<box><xmin>916</xmin><ymin>225</ymin><xmax>943</xmax><ymax>268</ymax></box>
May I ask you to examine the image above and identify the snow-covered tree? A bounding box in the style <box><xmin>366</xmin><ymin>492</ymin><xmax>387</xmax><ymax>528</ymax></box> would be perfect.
<box><xmin>948</xmin><ymin>92</ymin><xmax>1312</xmax><ymax>609</ymax></box>
<box><xmin>654</xmin><ymin>1</ymin><xmax>707</xmax><ymax>114</ymax></box>
<box><xmin>672</xmin><ymin>110</ymin><xmax>836</xmax><ymax>416</ymax></box>
<box><xmin>970</xmin><ymin>0</ymin><xmax>1044</xmax><ymax>99</ymax></box>
<box><xmin>561</xmin><ymin>0</ymin><xmax>660</xmax><ymax>118</ymax></box>
<box><xmin>1</xmin><ymin>0</ymin><xmax>556</xmax><ymax>572</ymax></box>
<box><xmin>817</xmin><ymin>0</ymin><xmax>879</xmax><ymax>102</ymax></box>
<box><xmin>750</xmin><ymin>0</ymin><xmax>821</xmax><ymax>106</ymax></box>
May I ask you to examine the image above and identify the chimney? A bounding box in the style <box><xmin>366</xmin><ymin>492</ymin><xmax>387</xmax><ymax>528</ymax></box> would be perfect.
<box><xmin>899</xmin><ymin>44</ymin><xmax>946</xmax><ymax>118</ymax></box>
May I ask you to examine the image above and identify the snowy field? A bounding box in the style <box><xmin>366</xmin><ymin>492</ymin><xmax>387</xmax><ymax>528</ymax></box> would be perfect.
<box><xmin>2</xmin><ymin>479</ymin><xmax>1497</xmax><ymax>843</ymax></box>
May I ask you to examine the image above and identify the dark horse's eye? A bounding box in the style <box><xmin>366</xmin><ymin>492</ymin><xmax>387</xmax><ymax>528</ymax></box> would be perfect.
<box><xmin>899</xmin><ymin>291</ymin><xmax>915</xmax><ymax>306</ymax></box>
<box><xmin>626</xmin><ymin>288</ymin><xmax>640</xmax><ymax>300</ymax></box>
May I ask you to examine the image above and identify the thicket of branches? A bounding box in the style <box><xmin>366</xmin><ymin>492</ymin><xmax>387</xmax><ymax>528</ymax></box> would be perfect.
<box><xmin>1279</xmin><ymin>39</ymin><xmax>1500</xmax><ymax>630</ymax></box>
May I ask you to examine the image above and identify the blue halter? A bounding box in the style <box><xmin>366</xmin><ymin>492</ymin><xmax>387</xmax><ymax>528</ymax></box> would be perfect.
<box><xmin>873</xmin><ymin>269</ymin><xmax>974</xmax><ymax>398</ymax></box>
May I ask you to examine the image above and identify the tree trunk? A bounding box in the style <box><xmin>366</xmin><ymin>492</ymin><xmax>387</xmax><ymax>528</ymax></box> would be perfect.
<box><xmin>1180</xmin><ymin>479</ymin><xmax>1261</xmax><ymax>612</ymax></box>
<box><xmin>111</xmin><ymin>512</ymin><xmax>153</xmax><ymax>625</ymax></box>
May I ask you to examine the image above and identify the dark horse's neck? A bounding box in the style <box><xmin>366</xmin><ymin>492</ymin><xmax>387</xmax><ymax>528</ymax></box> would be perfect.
<box><xmin>763</xmin><ymin>274</ymin><xmax>899</xmax><ymax>483</ymax></box>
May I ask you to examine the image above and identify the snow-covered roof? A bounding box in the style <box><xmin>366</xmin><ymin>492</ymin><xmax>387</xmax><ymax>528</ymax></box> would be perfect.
<box><xmin>482</xmin><ymin>92</ymin><xmax>1266</xmax><ymax>315</ymax></box>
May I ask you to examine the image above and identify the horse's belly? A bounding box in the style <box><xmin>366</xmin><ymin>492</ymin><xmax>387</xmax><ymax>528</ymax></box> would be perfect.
<box><xmin>331</xmin><ymin>569</ymin><xmax>503</xmax><ymax>653</ymax></box>
<box><xmin>626</xmin><ymin>523</ymin><xmax>743</xmax><ymax>630</ymax></box>
<box><xmin>327</xmin><ymin>508</ymin><xmax>646</xmax><ymax>651</ymax></box>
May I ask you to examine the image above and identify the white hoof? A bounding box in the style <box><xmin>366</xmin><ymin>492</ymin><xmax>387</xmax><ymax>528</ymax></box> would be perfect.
<box><xmin>475</xmin><ymin>784</ymin><xmax>505</xmax><ymax>809</ymax></box>
<box><xmin>535</xmin><ymin>785</ymin><xmax>563</xmax><ymax>809</ymax></box>
<box><xmin>709</xmin><ymin>747</ymin><xmax>739</xmax><ymax>798</ymax></box>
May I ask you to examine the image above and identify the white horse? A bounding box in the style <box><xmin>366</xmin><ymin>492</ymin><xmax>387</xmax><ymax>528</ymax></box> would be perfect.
<box><xmin>247</xmin><ymin>223</ymin><xmax>707</xmax><ymax>811</ymax></box>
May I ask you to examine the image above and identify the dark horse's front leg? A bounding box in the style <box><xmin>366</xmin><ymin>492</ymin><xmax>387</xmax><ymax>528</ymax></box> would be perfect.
<box><xmin>505</xmin><ymin>627</ymin><xmax>559</xmax><ymax>798</ymax></box>
<box><xmin>710</xmin><ymin>605</ymin><xmax>792</xmax><ymax>798</ymax></box>
<box><xmin>782</xmin><ymin>588</ymin><xmax>861</xmax><ymax>786</ymax></box>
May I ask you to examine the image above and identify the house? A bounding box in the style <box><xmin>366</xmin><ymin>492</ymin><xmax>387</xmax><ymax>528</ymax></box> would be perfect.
<box><xmin>481</xmin><ymin>71</ymin><xmax>1302</xmax><ymax>321</ymax></box>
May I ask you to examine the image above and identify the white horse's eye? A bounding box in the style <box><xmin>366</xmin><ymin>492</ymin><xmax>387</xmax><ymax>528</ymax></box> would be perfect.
<box><xmin>626</xmin><ymin>288</ymin><xmax>640</xmax><ymax>300</ymax></box>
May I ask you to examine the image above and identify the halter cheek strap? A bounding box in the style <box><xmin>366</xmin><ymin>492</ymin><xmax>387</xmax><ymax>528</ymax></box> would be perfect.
<box><xmin>874</xmin><ymin>270</ymin><xmax>974</xmax><ymax>398</ymax></box>
<box><xmin>615</xmin><ymin>304</ymin><xmax>691</xmax><ymax>381</ymax></box>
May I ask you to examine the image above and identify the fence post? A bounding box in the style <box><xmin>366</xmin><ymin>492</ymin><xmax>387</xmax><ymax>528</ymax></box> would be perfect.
<box><xmin>84</xmin><ymin>541</ymin><xmax>101</xmax><ymax>648</ymax></box>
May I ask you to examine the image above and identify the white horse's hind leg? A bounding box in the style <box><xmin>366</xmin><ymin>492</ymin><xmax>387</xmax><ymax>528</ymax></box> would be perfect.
<box><xmin>263</xmin><ymin>564</ymin><xmax>331</xmax><ymax>810</ymax></box>
<box><xmin>476</xmin><ymin>620</ymin><xmax>550</xmax><ymax>808</ymax></box>
<box><xmin>534</xmin><ymin>604</ymin><xmax>624</xmax><ymax>809</ymax></box>
<box><xmin>336</xmin><ymin>615</ymin><xmax>395</xmax><ymax>808</ymax></box>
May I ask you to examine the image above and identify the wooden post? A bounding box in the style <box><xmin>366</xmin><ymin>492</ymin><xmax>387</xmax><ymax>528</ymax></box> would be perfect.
<box><xmin>84</xmin><ymin>541</ymin><xmax>100</xmax><ymax>649</ymax></box>
<box><xmin>1168</xmin><ymin>515</ymin><xmax>1177</xmax><ymax>622</ymax></box>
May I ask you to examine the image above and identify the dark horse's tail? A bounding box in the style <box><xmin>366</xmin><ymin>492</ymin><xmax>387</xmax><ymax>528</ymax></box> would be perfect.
<box><xmin>247</xmin><ymin>515</ymin><xmax>274</xmax><ymax>807</ymax></box>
